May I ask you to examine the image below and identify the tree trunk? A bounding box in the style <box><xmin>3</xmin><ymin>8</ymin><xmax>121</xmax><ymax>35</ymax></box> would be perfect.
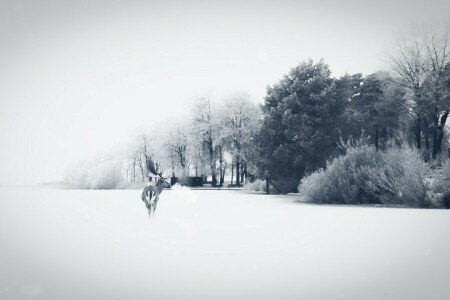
<box><xmin>231</xmin><ymin>163</ymin><xmax>234</xmax><ymax>186</ymax></box>
<box><xmin>432</xmin><ymin>126</ymin><xmax>438</xmax><ymax>159</ymax></box>
<box><xmin>424</xmin><ymin>119</ymin><xmax>430</xmax><ymax>161</ymax></box>
<box><xmin>235</xmin><ymin>157</ymin><xmax>240</xmax><ymax>187</ymax></box>
<box><xmin>219</xmin><ymin>156</ymin><xmax>224</xmax><ymax>186</ymax></box>
<box><xmin>424</xmin><ymin>121</ymin><xmax>430</xmax><ymax>149</ymax></box>
<box><xmin>240</xmin><ymin>161</ymin><xmax>244</xmax><ymax>184</ymax></box>
<box><xmin>139</xmin><ymin>157</ymin><xmax>145</xmax><ymax>182</ymax></box>
<box><xmin>171</xmin><ymin>154</ymin><xmax>175</xmax><ymax>177</ymax></box>
<box><xmin>416</xmin><ymin>116</ymin><xmax>422</xmax><ymax>150</ymax></box>
<box><xmin>141</xmin><ymin>168</ymin><xmax>145</xmax><ymax>182</ymax></box>
<box><xmin>208</xmin><ymin>133</ymin><xmax>217</xmax><ymax>187</ymax></box>
<box><xmin>431</xmin><ymin>113</ymin><xmax>441</xmax><ymax>159</ymax></box>
<box><xmin>374</xmin><ymin>125</ymin><xmax>379</xmax><ymax>151</ymax></box>
<box><xmin>211</xmin><ymin>168</ymin><xmax>217</xmax><ymax>186</ymax></box>
<box><xmin>244</xmin><ymin>163</ymin><xmax>247</xmax><ymax>184</ymax></box>
<box><xmin>220</xmin><ymin>164</ymin><xmax>226</xmax><ymax>186</ymax></box>
<box><xmin>218</xmin><ymin>149</ymin><xmax>224</xmax><ymax>186</ymax></box>
<box><xmin>435</xmin><ymin>111</ymin><xmax>449</xmax><ymax>156</ymax></box>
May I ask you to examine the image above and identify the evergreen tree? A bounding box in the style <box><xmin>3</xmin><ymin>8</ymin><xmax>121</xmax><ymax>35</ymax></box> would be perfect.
<box><xmin>348</xmin><ymin>73</ymin><xmax>406</xmax><ymax>150</ymax></box>
<box><xmin>258</xmin><ymin>59</ymin><xmax>347</xmax><ymax>181</ymax></box>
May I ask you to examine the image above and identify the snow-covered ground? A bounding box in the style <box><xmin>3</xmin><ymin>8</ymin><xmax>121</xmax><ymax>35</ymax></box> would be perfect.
<box><xmin>0</xmin><ymin>189</ymin><xmax>449</xmax><ymax>300</ymax></box>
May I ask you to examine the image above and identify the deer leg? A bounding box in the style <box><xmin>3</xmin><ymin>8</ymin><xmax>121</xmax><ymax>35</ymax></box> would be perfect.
<box><xmin>150</xmin><ymin>201</ymin><xmax>157</xmax><ymax>219</ymax></box>
<box><xmin>146</xmin><ymin>200</ymin><xmax>152</xmax><ymax>217</ymax></box>
<box><xmin>153</xmin><ymin>195</ymin><xmax>160</xmax><ymax>213</ymax></box>
<box><xmin>148</xmin><ymin>207</ymin><xmax>152</xmax><ymax>218</ymax></box>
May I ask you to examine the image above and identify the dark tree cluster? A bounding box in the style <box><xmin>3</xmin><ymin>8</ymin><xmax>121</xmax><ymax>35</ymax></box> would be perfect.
<box><xmin>256</xmin><ymin>54</ymin><xmax>448</xmax><ymax>192</ymax></box>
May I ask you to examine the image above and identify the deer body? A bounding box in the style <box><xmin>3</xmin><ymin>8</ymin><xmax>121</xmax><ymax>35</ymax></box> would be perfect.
<box><xmin>141</xmin><ymin>177</ymin><xmax>170</xmax><ymax>217</ymax></box>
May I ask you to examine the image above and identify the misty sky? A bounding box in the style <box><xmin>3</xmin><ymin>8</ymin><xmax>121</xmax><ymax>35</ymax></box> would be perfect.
<box><xmin>0</xmin><ymin>0</ymin><xmax>449</xmax><ymax>185</ymax></box>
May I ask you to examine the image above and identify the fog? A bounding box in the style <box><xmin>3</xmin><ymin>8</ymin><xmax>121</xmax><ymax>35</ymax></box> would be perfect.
<box><xmin>1</xmin><ymin>0</ymin><xmax>449</xmax><ymax>185</ymax></box>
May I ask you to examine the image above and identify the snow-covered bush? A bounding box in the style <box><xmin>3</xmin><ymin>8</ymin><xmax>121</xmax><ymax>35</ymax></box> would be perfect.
<box><xmin>299</xmin><ymin>144</ymin><xmax>380</xmax><ymax>204</ymax></box>
<box><xmin>66</xmin><ymin>157</ymin><xmax>125</xmax><ymax>189</ymax></box>
<box><xmin>440</xmin><ymin>160</ymin><xmax>450</xmax><ymax>191</ymax></box>
<box><xmin>443</xmin><ymin>161</ymin><xmax>450</xmax><ymax>208</ymax></box>
<box><xmin>426</xmin><ymin>160</ymin><xmax>450</xmax><ymax>208</ymax></box>
<box><xmin>299</xmin><ymin>141</ymin><xmax>431</xmax><ymax>207</ymax></box>
<box><xmin>364</xmin><ymin>146</ymin><xmax>428</xmax><ymax>207</ymax></box>
<box><xmin>85</xmin><ymin>158</ymin><xmax>124</xmax><ymax>189</ymax></box>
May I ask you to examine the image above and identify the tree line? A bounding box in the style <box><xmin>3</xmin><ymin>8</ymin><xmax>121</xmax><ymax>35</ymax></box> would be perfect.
<box><xmin>66</xmin><ymin>25</ymin><xmax>449</xmax><ymax>195</ymax></box>
<box><xmin>256</xmin><ymin>26</ymin><xmax>449</xmax><ymax>192</ymax></box>
<box><xmin>125</xmin><ymin>93</ymin><xmax>261</xmax><ymax>187</ymax></box>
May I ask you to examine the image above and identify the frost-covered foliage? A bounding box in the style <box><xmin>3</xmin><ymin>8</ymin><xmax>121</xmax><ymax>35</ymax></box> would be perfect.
<box><xmin>66</xmin><ymin>158</ymin><xmax>124</xmax><ymax>189</ymax></box>
<box><xmin>363</xmin><ymin>146</ymin><xmax>428</xmax><ymax>207</ymax></box>
<box><xmin>440</xmin><ymin>160</ymin><xmax>450</xmax><ymax>192</ymax></box>
<box><xmin>299</xmin><ymin>144</ymin><xmax>379</xmax><ymax>204</ymax></box>
<box><xmin>299</xmin><ymin>141</ymin><xmax>431</xmax><ymax>207</ymax></box>
<box><xmin>426</xmin><ymin>160</ymin><xmax>450</xmax><ymax>208</ymax></box>
<box><xmin>86</xmin><ymin>159</ymin><xmax>123</xmax><ymax>189</ymax></box>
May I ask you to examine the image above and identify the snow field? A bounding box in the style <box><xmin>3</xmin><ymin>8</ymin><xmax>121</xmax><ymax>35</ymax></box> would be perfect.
<box><xmin>0</xmin><ymin>189</ymin><xmax>449</xmax><ymax>300</ymax></box>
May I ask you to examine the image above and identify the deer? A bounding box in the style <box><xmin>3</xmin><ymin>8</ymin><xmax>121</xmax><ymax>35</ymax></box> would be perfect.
<box><xmin>141</xmin><ymin>175</ymin><xmax>171</xmax><ymax>217</ymax></box>
<box><xmin>141</xmin><ymin>157</ymin><xmax>171</xmax><ymax>218</ymax></box>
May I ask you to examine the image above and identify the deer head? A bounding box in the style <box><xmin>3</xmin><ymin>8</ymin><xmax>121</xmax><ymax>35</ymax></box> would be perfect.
<box><xmin>156</xmin><ymin>175</ymin><xmax>171</xmax><ymax>189</ymax></box>
<box><xmin>146</xmin><ymin>156</ymin><xmax>171</xmax><ymax>190</ymax></box>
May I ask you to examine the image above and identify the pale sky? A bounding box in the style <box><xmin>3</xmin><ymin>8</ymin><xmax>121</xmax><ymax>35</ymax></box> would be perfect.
<box><xmin>0</xmin><ymin>0</ymin><xmax>449</xmax><ymax>185</ymax></box>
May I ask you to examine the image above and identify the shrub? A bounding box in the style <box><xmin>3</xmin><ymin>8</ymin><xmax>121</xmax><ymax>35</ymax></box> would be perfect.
<box><xmin>299</xmin><ymin>141</ymin><xmax>431</xmax><ymax>207</ymax></box>
<box><xmin>440</xmin><ymin>160</ymin><xmax>450</xmax><ymax>192</ymax></box>
<box><xmin>426</xmin><ymin>160</ymin><xmax>450</xmax><ymax>208</ymax></box>
<box><xmin>67</xmin><ymin>158</ymin><xmax>124</xmax><ymax>189</ymax></box>
<box><xmin>364</xmin><ymin>146</ymin><xmax>428</xmax><ymax>207</ymax></box>
<box><xmin>87</xmin><ymin>159</ymin><xmax>123</xmax><ymax>189</ymax></box>
<box><xmin>299</xmin><ymin>144</ymin><xmax>380</xmax><ymax>204</ymax></box>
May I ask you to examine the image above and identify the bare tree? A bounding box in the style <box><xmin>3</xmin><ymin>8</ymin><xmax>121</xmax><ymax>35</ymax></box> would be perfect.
<box><xmin>218</xmin><ymin>92</ymin><xmax>261</xmax><ymax>186</ymax></box>
<box><xmin>127</xmin><ymin>150</ymin><xmax>138</xmax><ymax>182</ymax></box>
<box><xmin>422</xmin><ymin>27</ymin><xmax>450</xmax><ymax>157</ymax></box>
<box><xmin>124</xmin><ymin>132</ymin><xmax>164</xmax><ymax>183</ymax></box>
<box><xmin>165</xmin><ymin>122</ymin><xmax>191</xmax><ymax>177</ymax></box>
<box><xmin>391</xmin><ymin>29</ymin><xmax>429</xmax><ymax>150</ymax></box>
<box><xmin>390</xmin><ymin>23</ymin><xmax>450</xmax><ymax>157</ymax></box>
<box><xmin>191</xmin><ymin>97</ymin><xmax>221</xmax><ymax>186</ymax></box>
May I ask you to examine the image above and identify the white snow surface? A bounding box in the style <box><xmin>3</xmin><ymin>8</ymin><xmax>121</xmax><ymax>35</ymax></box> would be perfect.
<box><xmin>1</xmin><ymin>189</ymin><xmax>450</xmax><ymax>300</ymax></box>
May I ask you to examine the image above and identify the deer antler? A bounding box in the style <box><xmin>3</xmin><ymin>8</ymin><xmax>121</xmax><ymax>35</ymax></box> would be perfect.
<box><xmin>146</xmin><ymin>157</ymin><xmax>158</xmax><ymax>175</ymax></box>
<box><xmin>147</xmin><ymin>157</ymin><xmax>169</xmax><ymax>180</ymax></box>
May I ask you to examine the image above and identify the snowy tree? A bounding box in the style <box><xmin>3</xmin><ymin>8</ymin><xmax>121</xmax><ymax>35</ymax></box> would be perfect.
<box><xmin>191</xmin><ymin>97</ymin><xmax>221</xmax><ymax>186</ymax></box>
<box><xmin>349</xmin><ymin>72</ymin><xmax>406</xmax><ymax>151</ymax></box>
<box><xmin>164</xmin><ymin>121</ymin><xmax>192</xmax><ymax>177</ymax></box>
<box><xmin>390</xmin><ymin>25</ymin><xmax>450</xmax><ymax>157</ymax></box>
<box><xmin>219</xmin><ymin>92</ymin><xmax>261</xmax><ymax>186</ymax></box>
<box><xmin>259</xmin><ymin>59</ymin><xmax>347</xmax><ymax>182</ymax></box>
